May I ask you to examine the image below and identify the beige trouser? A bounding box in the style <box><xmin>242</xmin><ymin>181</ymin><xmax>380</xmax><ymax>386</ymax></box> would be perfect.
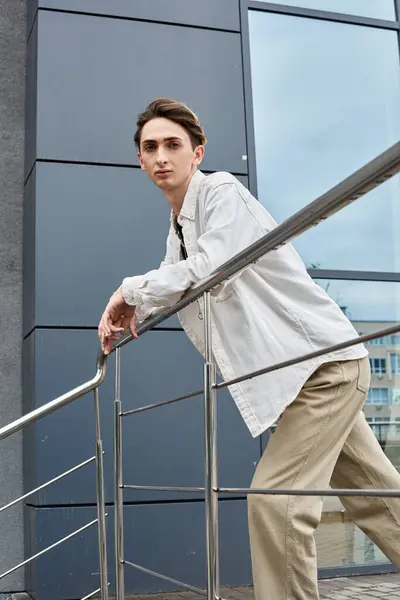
<box><xmin>248</xmin><ymin>357</ymin><xmax>400</xmax><ymax>600</ymax></box>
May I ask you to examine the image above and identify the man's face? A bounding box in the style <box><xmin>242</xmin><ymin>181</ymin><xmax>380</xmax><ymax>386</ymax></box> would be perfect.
<box><xmin>138</xmin><ymin>117</ymin><xmax>204</xmax><ymax>191</ymax></box>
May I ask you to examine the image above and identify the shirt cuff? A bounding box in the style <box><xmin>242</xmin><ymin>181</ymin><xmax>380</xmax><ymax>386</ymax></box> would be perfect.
<box><xmin>121</xmin><ymin>276</ymin><xmax>146</xmax><ymax>307</ymax></box>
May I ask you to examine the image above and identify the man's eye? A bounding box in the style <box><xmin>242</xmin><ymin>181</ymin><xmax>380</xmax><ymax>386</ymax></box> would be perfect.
<box><xmin>169</xmin><ymin>142</ymin><xmax>179</xmax><ymax>149</ymax></box>
<box><xmin>144</xmin><ymin>145</ymin><xmax>155</xmax><ymax>151</ymax></box>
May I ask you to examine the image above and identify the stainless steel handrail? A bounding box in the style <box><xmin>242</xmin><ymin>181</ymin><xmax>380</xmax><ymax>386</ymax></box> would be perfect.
<box><xmin>216</xmin><ymin>324</ymin><xmax>400</xmax><ymax>390</ymax></box>
<box><xmin>124</xmin><ymin>560</ymin><xmax>207</xmax><ymax>596</ymax></box>
<box><xmin>0</xmin><ymin>351</ymin><xmax>109</xmax><ymax>600</ymax></box>
<box><xmin>217</xmin><ymin>488</ymin><xmax>400</xmax><ymax>497</ymax></box>
<box><xmin>370</xmin><ymin>422</ymin><xmax>400</xmax><ymax>427</ymax></box>
<box><xmin>80</xmin><ymin>586</ymin><xmax>110</xmax><ymax>600</ymax></box>
<box><xmin>0</xmin><ymin>518</ymin><xmax>99</xmax><ymax>580</ymax></box>
<box><xmin>1</xmin><ymin>141</ymin><xmax>399</xmax><ymax>599</ymax></box>
<box><xmin>118</xmin><ymin>323</ymin><xmax>400</xmax><ymax>420</ymax></box>
<box><xmin>0</xmin><ymin>455</ymin><xmax>96</xmax><ymax>514</ymax></box>
<box><xmin>0</xmin><ymin>141</ymin><xmax>396</xmax><ymax>444</ymax></box>
<box><xmin>111</xmin><ymin>142</ymin><xmax>400</xmax><ymax>600</ymax></box>
<box><xmin>113</xmin><ymin>140</ymin><xmax>400</xmax><ymax>352</ymax></box>
<box><xmin>0</xmin><ymin>353</ymin><xmax>106</xmax><ymax>442</ymax></box>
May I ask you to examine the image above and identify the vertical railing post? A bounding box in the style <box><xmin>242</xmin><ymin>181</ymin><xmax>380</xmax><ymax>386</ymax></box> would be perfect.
<box><xmin>203</xmin><ymin>291</ymin><xmax>220</xmax><ymax>600</ymax></box>
<box><xmin>114</xmin><ymin>348</ymin><xmax>125</xmax><ymax>600</ymax></box>
<box><xmin>93</xmin><ymin>387</ymin><xmax>109</xmax><ymax>600</ymax></box>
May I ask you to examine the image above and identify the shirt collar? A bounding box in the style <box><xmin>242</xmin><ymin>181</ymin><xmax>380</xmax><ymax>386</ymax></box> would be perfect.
<box><xmin>170</xmin><ymin>169</ymin><xmax>205</xmax><ymax>223</ymax></box>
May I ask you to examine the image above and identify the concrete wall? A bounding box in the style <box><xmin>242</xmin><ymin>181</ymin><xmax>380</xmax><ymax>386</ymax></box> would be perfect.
<box><xmin>23</xmin><ymin>2</ymin><xmax>259</xmax><ymax>599</ymax></box>
<box><xmin>0</xmin><ymin>0</ymin><xmax>26</xmax><ymax>593</ymax></box>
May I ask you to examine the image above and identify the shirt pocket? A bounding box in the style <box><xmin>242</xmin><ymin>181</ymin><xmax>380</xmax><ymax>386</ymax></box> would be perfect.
<box><xmin>212</xmin><ymin>268</ymin><xmax>248</xmax><ymax>303</ymax></box>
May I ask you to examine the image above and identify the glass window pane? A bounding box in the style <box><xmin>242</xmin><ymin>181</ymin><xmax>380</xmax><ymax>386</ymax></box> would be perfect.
<box><xmin>369</xmin><ymin>357</ymin><xmax>387</xmax><ymax>375</ymax></box>
<box><xmin>391</xmin><ymin>353</ymin><xmax>400</xmax><ymax>373</ymax></box>
<box><xmin>249</xmin><ymin>12</ymin><xmax>400</xmax><ymax>272</ymax></box>
<box><xmin>313</xmin><ymin>278</ymin><xmax>400</xmax><ymax>321</ymax></box>
<box><xmin>260</xmin><ymin>0</ymin><xmax>396</xmax><ymax>20</ymax></box>
<box><xmin>366</xmin><ymin>387</ymin><xmax>390</xmax><ymax>404</ymax></box>
<box><xmin>312</xmin><ymin>279</ymin><xmax>400</xmax><ymax>568</ymax></box>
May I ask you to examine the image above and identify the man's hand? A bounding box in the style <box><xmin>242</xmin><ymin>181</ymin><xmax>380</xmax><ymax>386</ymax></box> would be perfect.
<box><xmin>98</xmin><ymin>287</ymin><xmax>138</xmax><ymax>355</ymax></box>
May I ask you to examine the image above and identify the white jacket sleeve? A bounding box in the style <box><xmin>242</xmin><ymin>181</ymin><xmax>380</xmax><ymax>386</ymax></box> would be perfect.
<box><xmin>121</xmin><ymin>182</ymin><xmax>266</xmax><ymax>310</ymax></box>
<box><xmin>133</xmin><ymin>225</ymin><xmax>177</xmax><ymax>323</ymax></box>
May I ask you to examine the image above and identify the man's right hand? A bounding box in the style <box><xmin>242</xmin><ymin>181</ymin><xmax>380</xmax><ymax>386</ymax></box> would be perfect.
<box><xmin>98</xmin><ymin>288</ymin><xmax>138</xmax><ymax>355</ymax></box>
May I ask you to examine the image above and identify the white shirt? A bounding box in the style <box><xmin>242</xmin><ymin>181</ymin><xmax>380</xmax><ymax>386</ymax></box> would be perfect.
<box><xmin>122</xmin><ymin>170</ymin><xmax>368</xmax><ymax>437</ymax></box>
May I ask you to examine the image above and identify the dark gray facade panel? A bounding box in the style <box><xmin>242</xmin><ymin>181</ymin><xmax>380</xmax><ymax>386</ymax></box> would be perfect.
<box><xmin>26</xmin><ymin>504</ymin><xmax>102</xmax><ymax>600</ymax></box>
<box><xmin>22</xmin><ymin>329</ymin><xmax>36</xmax><ymax>502</ymax></box>
<box><xmin>37</xmin><ymin>0</ymin><xmax>240</xmax><ymax>31</ymax></box>
<box><xmin>36</xmin><ymin>10</ymin><xmax>248</xmax><ymax>173</ymax></box>
<box><xmin>22</xmin><ymin>328</ymin><xmax>101</xmax><ymax>506</ymax></box>
<box><xmin>27</xmin><ymin>500</ymin><xmax>251</xmax><ymax>600</ymax></box>
<box><xmin>32</xmin><ymin>163</ymin><xmax>180</xmax><ymax>330</ymax></box>
<box><xmin>27</xmin><ymin>0</ymin><xmax>38</xmax><ymax>38</ymax></box>
<box><xmin>25</xmin><ymin>15</ymin><xmax>38</xmax><ymax>180</ymax></box>
<box><xmin>238</xmin><ymin>4</ymin><xmax>259</xmax><ymax>195</ymax></box>
<box><xmin>236</xmin><ymin>174</ymin><xmax>249</xmax><ymax>188</ymax></box>
<box><xmin>30</xmin><ymin>163</ymin><xmax>248</xmax><ymax>331</ymax></box>
<box><xmin>261</xmin><ymin>429</ymin><xmax>271</xmax><ymax>454</ymax></box>
<box><xmin>23</xmin><ymin>167</ymin><xmax>36</xmax><ymax>336</ymax></box>
<box><xmin>24</xmin><ymin>328</ymin><xmax>259</xmax><ymax>505</ymax></box>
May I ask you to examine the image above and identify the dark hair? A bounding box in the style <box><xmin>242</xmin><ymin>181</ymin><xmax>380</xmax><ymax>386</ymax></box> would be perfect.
<box><xmin>134</xmin><ymin>97</ymin><xmax>207</xmax><ymax>149</ymax></box>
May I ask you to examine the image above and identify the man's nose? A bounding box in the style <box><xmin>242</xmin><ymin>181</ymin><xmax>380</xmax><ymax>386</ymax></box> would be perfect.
<box><xmin>156</xmin><ymin>148</ymin><xmax>168</xmax><ymax>164</ymax></box>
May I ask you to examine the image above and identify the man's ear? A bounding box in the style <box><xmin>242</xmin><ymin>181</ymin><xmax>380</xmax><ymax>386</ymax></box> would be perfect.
<box><xmin>138</xmin><ymin>152</ymin><xmax>147</xmax><ymax>171</ymax></box>
<box><xmin>193</xmin><ymin>145</ymin><xmax>205</xmax><ymax>166</ymax></box>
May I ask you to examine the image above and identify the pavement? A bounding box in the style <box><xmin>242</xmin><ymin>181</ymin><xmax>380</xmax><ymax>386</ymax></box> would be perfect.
<box><xmin>126</xmin><ymin>572</ymin><xmax>400</xmax><ymax>600</ymax></box>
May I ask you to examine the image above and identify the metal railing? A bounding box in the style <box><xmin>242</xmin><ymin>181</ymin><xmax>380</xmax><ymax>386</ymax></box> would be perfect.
<box><xmin>270</xmin><ymin>420</ymin><xmax>400</xmax><ymax>446</ymax></box>
<box><xmin>0</xmin><ymin>140</ymin><xmax>399</xmax><ymax>600</ymax></box>
<box><xmin>0</xmin><ymin>359</ymin><xmax>109</xmax><ymax>600</ymax></box>
<box><xmin>369</xmin><ymin>421</ymin><xmax>400</xmax><ymax>446</ymax></box>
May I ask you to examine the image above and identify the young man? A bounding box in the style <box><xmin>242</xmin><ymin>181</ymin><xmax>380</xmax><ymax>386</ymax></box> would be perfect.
<box><xmin>98</xmin><ymin>98</ymin><xmax>400</xmax><ymax>599</ymax></box>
